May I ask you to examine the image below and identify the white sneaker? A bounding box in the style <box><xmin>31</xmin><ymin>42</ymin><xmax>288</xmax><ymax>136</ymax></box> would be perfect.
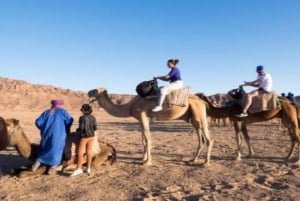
<box><xmin>235</xmin><ymin>112</ymin><xmax>248</xmax><ymax>118</ymax></box>
<box><xmin>86</xmin><ymin>168</ymin><xmax>91</xmax><ymax>174</ymax></box>
<box><xmin>31</xmin><ymin>161</ymin><xmax>41</xmax><ymax>171</ymax></box>
<box><xmin>70</xmin><ymin>169</ymin><xmax>83</xmax><ymax>176</ymax></box>
<box><xmin>152</xmin><ymin>106</ymin><xmax>162</xmax><ymax>112</ymax></box>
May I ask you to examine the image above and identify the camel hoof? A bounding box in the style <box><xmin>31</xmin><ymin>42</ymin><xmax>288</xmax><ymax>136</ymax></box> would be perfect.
<box><xmin>235</xmin><ymin>157</ymin><xmax>242</xmax><ymax>161</ymax></box>
<box><xmin>190</xmin><ymin>158</ymin><xmax>200</xmax><ymax>163</ymax></box>
<box><xmin>203</xmin><ymin>161</ymin><xmax>210</xmax><ymax>167</ymax></box>
<box><xmin>141</xmin><ymin>159</ymin><xmax>152</xmax><ymax>166</ymax></box>
<box><xmin>143</xmin><ymin>162</ymin><xmax>152</xmax><ymax>166</ymax></box>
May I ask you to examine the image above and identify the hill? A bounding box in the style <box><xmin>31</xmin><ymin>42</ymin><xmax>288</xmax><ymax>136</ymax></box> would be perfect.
<box><xmin>0</xmin><ymin>77</ymin><xmax>134</xmax><ymax>111</ymax></box>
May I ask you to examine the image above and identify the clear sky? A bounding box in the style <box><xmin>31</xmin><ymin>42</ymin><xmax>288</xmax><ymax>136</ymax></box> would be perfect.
<box><xmin>0</xmin><ymin>0</ymin><xmax>299</xmax><ymax>95</ymax></box>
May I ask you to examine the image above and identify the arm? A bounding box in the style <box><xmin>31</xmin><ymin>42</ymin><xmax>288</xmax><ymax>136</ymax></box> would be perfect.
<box><xmin>154</xmin><ymin>75</ymin><xmax>170</xmax><ymax>81</ymax></box>
<box><xmin>240</xmin><ymin>79</ymin><xmax>262</xmax><ymax>88</ymax></box>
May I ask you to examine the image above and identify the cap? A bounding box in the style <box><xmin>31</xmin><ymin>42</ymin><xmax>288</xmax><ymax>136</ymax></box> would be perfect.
<box><xmin>256</xmin><ymin>65</ymin><xmax>264</xmax><ymax>72</ymax></box>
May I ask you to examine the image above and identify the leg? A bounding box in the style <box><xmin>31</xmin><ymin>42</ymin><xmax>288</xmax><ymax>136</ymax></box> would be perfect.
<box><xmin>139</xmin><ymin>114</ymin><xmax>152</xmax><ymax>165</ymax></box>
<box><xmin>191</xmin><ymin>119</ymin><xmax>205</xmax><ymax>162</ymax></box>
<box><xmin>233</xmin><ymin>121</ymin><xmax>243</xmax><ymax>160</ymax></box>
<box><xmin>242</xmin><ymin>90</ymin><xmax>259</xmax><ymax>113</ymax></box>
<box><xmin>241</xmin><ymin>122</ymin><xmax>254</xmax><ymax>157</ymax></box>
<box><xmin>86</xmin><ymin>137</ymin><xmax>95</xmax><ymax>171</ymax></box>
<box><xmin>190</xmin><ymin>100</ymin><xmax>212</xmax><ymax>165</ymax></box>
<box><xmin>77</xmin><ymin>138</ymin><xmax>87</xmax><ymax>170</ymax></box>
<box><xmin>70</xmin><ymin>138</ymin><xmax>87</xmax><ymax>176</ymax></box>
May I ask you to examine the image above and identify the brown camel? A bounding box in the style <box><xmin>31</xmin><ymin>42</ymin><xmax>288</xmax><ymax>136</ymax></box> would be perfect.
<box><xmin>0</xmin><ymin>118</ymin><xmax>116</xmax><ymax>178</ymax></box>
<box><xmin>88</xmin><ymin>87</ymin><xmax>212</xmax><ymax>165</ymax></box>
<box><xmin>196</xmin><ymin>89</ymin><xmax>300</xmax><ymax>164</ymax></box>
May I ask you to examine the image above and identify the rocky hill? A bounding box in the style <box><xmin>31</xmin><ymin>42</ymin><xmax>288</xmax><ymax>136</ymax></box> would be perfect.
<box><xmin>0</xmin><ymin>77</ymin><xmax>134</xmax><ymax>111</ymax></box>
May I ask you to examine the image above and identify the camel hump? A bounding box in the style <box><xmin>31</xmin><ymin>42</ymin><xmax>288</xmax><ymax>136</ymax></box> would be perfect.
<box><xmin>248</xmin><ymin>91</ymin><xmax>280</xmax><ymax>113</ymax></box>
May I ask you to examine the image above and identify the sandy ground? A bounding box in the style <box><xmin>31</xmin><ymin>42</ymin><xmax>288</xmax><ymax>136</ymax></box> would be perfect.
<box><xmin>1</xmin><ymin>109</ymin><xmax>300</xmax><ymax>201</ymax></box>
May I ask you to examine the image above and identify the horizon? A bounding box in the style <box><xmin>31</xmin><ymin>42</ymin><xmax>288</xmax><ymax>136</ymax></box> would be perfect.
<box><xmin>1</xmin><ymin>1</ymin><xmax>299</xmax><ymax>95</ymax></box>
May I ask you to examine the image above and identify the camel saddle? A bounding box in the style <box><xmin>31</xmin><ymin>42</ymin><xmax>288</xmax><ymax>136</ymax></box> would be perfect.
<box><xmin>242</xmin><ymin>91</ymin><xmax>280</xmax><ymax>114</ymax></box>
<box><xmin>162</xmin><ymin>87</ymin><xmax>190</xmax><ymax>109</ymax></box>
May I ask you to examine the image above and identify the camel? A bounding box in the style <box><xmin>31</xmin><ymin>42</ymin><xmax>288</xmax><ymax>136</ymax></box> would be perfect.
<box><xmin>0</xmin><ymin>118</ymin><xmax>116</xmax><ymax>178</ymax></box>
<box><xmin>196</xmin><ymin>88</ymin><xmax>300</xmax><ymax>164</ymax></box>
<box><xmin>207</xmin><ymin>93</ymin><xmax>233</xmax><ymax>127</ymax></box>
<box><xmin>88</xmin><ymin>87</ymin><xmax>212</xmax><ymax>165</ymax></box>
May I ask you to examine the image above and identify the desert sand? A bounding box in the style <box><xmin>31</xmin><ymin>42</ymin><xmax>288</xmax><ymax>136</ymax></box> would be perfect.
<box><xmin>1</xmin><ymin>78</ymin><xmax>300</xmax><ymax>201</ymax></box>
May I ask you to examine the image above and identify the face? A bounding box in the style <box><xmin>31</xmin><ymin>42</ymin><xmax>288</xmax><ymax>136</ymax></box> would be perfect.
<box><xmin>257</xmin><ymin>70</ymin><xmax>264</xmax><ymax>75</ymax></box>
<box><xmin>167</xmin><ymin>61</ymin><xmax>175</xmax><ymax>68</ymax></box>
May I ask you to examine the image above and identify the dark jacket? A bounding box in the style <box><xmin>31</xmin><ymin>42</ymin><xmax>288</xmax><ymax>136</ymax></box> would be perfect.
<box><xmin>79</xmin><ymin>114</ymin><xmax>97</xmax><ymax>138</ymax></box>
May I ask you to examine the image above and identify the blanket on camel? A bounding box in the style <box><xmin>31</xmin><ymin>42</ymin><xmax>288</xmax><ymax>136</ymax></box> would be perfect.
<box><xmin>162</xmin><ymin>87</ymin><xmax>190</xmax><ymax>109</ymax></box>
<box><xmin>243</xmin><ymin>91</ymin><xmax>280</xmax><ymax>114</ymax></box>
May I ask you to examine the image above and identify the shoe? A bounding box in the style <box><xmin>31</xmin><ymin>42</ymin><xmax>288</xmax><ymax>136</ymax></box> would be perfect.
<box><xmin>31</xmin><ymin>161</ymin><xmax>41</xmax><ymax>171</ymax></box>
<box><xmin>152</xmin><ymin>106</ymin><xmax>162</xmax><ymax>112</ymax></box>
<box><xmin>70</xmin><ymin>169</ymin><xmax>83</xmax><ymax>176</ymax></box>
<box><xmin>86</xmin><ymin>168</ymin><xmax>91</xmax><ymax>175</ymax></box>
<box><xmin>235</xmin><ymin>112</ymin><xmax>248</xmax><ymax>118</ymax></box>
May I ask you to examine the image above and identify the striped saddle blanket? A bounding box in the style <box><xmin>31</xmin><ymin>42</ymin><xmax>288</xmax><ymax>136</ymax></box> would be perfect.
<box><xmin>162</xmin><ymin>87</ymin><xmax>190</xmax><ymax>109</ymax></box>
<box><xmin>243</xmin><ymin>91</ymin><xmax>280</xmax><ymax>114</ymax></box>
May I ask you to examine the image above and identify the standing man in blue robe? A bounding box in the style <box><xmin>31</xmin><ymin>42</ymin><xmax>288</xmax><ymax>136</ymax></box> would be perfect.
<box><xmin>32</xmin><ymin>99</ymin><xmax>73</xmax><ymax>174</ymax></box>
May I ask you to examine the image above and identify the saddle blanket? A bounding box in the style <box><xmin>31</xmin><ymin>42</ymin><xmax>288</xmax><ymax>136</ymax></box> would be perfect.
<box><xmin>162</xmin><ymin>87</ymin><xmax>190</xmax><ymax>109</ymax></box>
<box><xmin>245</xmin><ymin>91</ymin><xmax>279</xmax><ymax>114</ymax></box>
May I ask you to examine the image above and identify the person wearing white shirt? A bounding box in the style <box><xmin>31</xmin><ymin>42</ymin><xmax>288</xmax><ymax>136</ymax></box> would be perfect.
<box><xmin>235</xmin><ymin>65</ymin><xmax>273</xmax><ymax>118</ymax></box>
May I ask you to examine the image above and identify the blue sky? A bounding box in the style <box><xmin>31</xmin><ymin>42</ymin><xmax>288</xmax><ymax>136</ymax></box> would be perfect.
<box><xmin>0</xmin><ymin>0</ymin><xmax>299</xmax><ymax>95</ymax></box>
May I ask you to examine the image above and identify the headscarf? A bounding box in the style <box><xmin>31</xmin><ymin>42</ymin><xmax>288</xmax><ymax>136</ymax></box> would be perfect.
<box><xmin>51</xmin><ymin>99</ymin><xmax>64</xmax><ymax>109</ymax></box>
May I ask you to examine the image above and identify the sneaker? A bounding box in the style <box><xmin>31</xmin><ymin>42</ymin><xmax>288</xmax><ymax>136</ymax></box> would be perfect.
<box><xmin>86</xmin><ymin>168</ymin><xmax>91</xmax><ymax>175</ymax></box>
<box><xmin>235</xmin><ymin>112</ymin><xmax>248</xmax><ymax>118</ymax></box>
<box><xmin>70</xmin><ymin>169</ymin><xmax>83</xmax><ymax>176</ymax></box>
<box><xmin>152</xmin><ymin>106</ymin><xmax>162</xmax><ymax>112</ymax></box>
<box><xmin>31</xmin><ymin>161</ymin><xmax>41</xmax><ymax>171</ymax></box>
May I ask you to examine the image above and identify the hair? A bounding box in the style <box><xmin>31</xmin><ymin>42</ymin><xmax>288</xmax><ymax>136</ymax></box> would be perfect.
<box><xmin>167</xmin><ymin>59</ymin><xmax>179</xmax><ymax>65</ymax></box>
<box><xmin>80</xmin><ymin>104</ymin><xmax>93</xmax><ymax>114</ymax></box>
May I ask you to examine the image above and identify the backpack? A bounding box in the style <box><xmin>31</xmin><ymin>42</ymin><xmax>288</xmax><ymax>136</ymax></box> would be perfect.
<box><xmin>136</xmin><ymin>79</ymin><xmax>159</xmax><ymax>97</ymax></box>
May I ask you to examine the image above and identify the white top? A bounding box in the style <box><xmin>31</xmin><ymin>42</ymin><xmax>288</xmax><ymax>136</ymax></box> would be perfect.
<box><xmin>257</xmin><ymin>72</ymin><xmax>273</xmax><ymax>92</ymax></box>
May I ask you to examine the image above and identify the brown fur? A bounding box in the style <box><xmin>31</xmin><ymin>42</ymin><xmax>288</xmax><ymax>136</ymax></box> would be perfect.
<box><xmin>196</xmin><ymin>92</ymin><xmax>300</xmax><ymax>163</ymax></box>
<box><xmin>2</xmin><ymin>118</ymin><xmax>116</xmax><ymax>177</ymax></box>
<box><xmin>88</xmin><ymin>87</ymin><xmax>212</xmax><ymax>165</ymax></box>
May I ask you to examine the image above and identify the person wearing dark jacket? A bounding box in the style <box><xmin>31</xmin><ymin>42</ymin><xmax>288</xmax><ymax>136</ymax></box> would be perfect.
<box><xmin>71</xmin><ymin>104</ymin><xmax>97</xmax><ymax>176</ymax></box>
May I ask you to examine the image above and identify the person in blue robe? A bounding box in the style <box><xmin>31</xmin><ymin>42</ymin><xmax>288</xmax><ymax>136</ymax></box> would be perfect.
<box><xmin>32</xmin><ymin>99</ymin><xmax>73</xmax><ymax>174</ymax></box>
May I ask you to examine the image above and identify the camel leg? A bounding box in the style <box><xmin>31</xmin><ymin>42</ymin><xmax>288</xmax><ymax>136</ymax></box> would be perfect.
<box><xmin>203</xmin><ymin>125</ymin><xmax>213</xmax><ymax>165</ymax></box>
<box><xmin>233</xmin><ymin>121</ymin><xmax>254</xmax><ymax>160</ymax></box>
<box><xmin>139</xmin><ymin>115</ymin><xmax>152</xmax><ymax>165</ymax></box>
<box><xmin>191</xmin><ymin>118</ymin><xmax>212</xmax><ymax>165</ymax></box>
<box><xmin>241</xmin><ymin>122</ymin><xmax>254</xmax><ymax>158</ymax></box>
<box><xmin>191</xmin><ymin>119</ymin><xmax>205</xmax><ymax>162</ymax></box>
<box><xmin>286</xmin><ymin>128</ymin><xmax>296</xmax><ymax>159</ymax></box>
<box><xmin>233</xmin><ymin>121</ymin><xmax>242</xmax><ymax>160</ymax></box>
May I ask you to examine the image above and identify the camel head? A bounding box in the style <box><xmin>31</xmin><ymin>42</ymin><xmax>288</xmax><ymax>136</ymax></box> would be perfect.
<box><xmin>0</xmin><ymin>117</ymin><xmax>8</xmax><ymax>150</ymax></box>
<box><xmin>88</xmin><ymin>87</ymin><xmax>107</xmax><ymax>103</ymax></box>
<box><xmin>5</xmin><ymin>118</ymin><xmax>21</xmax><ymax>146</ymax></box>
